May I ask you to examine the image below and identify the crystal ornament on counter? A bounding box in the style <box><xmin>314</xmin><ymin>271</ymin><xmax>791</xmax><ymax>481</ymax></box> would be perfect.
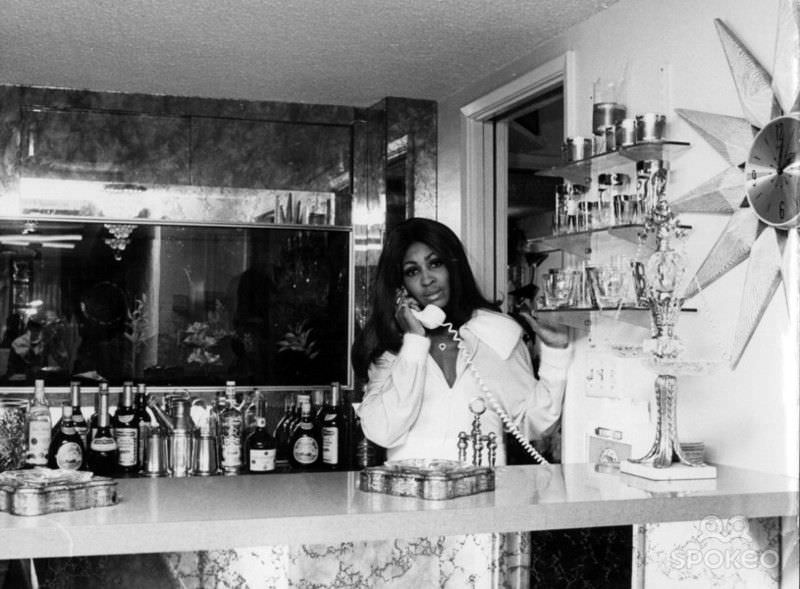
<box><xmin>622</xmin><ymin>167</ymin><xmax>718</xmax><ymax>480</ymax></box>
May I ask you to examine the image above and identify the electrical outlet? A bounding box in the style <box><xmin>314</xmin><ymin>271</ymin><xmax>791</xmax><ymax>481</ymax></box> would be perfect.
<box><xmin>584</xmin><ymin>353</ymin><xmax>619</xmax><ymax>398</ymax></box>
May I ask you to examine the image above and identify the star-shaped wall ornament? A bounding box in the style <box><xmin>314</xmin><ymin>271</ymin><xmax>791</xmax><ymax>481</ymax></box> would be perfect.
<box><xmin>669</xmin><ymin>0</ymin><xmax>800</xmax><ymax>368</ymax></box>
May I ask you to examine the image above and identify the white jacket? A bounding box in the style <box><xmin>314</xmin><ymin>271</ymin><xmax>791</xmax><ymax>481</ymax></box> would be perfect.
<box><xmin>357</xmin><ymin>309</ymin><xmax>570</xmax><ymax>465</ymax></box>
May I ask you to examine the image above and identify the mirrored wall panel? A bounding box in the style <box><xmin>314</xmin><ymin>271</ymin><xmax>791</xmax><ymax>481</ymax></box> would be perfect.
<box><xmin>0</xmin><ymin>219</ymin><xmax>351</xmax><ymax>387</ymax></box>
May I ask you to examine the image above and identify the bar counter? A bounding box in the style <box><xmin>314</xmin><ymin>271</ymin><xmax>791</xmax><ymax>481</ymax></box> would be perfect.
<box><xmin>1</xmin><ymin>463</ymin><xmax>797</xmax><ymax>559</ymax></box>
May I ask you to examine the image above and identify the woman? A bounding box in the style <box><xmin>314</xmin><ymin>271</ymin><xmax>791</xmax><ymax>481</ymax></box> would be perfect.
<box><xmin>354</xmin><ymin>217</ymin><xmax>570</xmax><ymax>465</ymax></box>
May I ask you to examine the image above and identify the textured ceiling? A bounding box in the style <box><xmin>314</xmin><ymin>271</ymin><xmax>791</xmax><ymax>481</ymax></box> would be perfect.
<box><xmin>0</xmin><ymin>0</ymin><xmax>616</xmax><ymax>106</ymax></box>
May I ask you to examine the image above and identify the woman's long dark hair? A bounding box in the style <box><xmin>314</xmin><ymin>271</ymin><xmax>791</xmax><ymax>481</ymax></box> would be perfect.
<box><xmin>352</xmin><ymin>218</ymin><xmax>497</xmax><ymax>379</ymax></box>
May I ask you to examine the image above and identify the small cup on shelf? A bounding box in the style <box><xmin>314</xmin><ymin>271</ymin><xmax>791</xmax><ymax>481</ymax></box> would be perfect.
<box><xmin>542</xmin><ymin>269</ymin><xmax>577</xmax><ymax>309</ymax></box>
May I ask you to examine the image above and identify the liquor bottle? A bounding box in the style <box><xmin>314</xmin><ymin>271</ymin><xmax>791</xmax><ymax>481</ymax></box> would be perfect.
<box><xmin>113</xmin><ymin>381</ymin><xmax>139</xmax><ymax>474</ymax></box>
<box><xmin>48</xmin><ymin>403</ymin><xmax>84</xmax><ymax>470</ymax></box>
<box><xmin>311</xmin><ymin>388</ymin><xmax>325</xmax><ymax>424</ymax></box>
<box><xmin>288</xmin><ymin>395</ymin><xmax>320</xmax><ymax>470</ymax></box>
<box><xmin>25</xmin><ymin>379</ymin><xmax>51</xmax><ymax>467</ymax></box>
<box><xmin>321</xmin><ymin>382</ymin><xmax>344</xmax><ymax>470</ymax></box>
<box><xmin>272</xmin><ymin>396</ymin><xmax>294</xmax><ymax>462</ymax></box>
<box><xmin>52</xmin><ymin>381</ymin><xmax>88</xmax><ymax>447</ymax></box>
<box><xmin>246</xmin><ymin>416</ymin><xmax>276</xmax><ymax>474</ymax></box>
<box><xmin>70</xmin><ymin>381</ymin><xmax>89</xmax><ymax>449</ymax></box>
<box><xmin>134</xmin><ymin>384</ymin><xmax>152</xmax><ymax>468</ymax></box>
<box><xmin>88</xmin><ymin>388</ymin><xmax>118</xmax><ymax>476</ymax></box>
<box><xmin>242</xmin><ymin>388</ymin><xmax>264</xmax><ymax>442</ymax></box>
<box><xmin>88</xmin><ymin>382</ymin><xmax>113</xmax><ymax>445</ymax></box>
<box><xmin>354</xmin><ymin>412</ymin><xmax>381</xmax><ymax>468</ymax></box>
<box><xmin>219</xmin><ymin>381</ymin><xmax>243</xmax><ymax>475</ymax></box>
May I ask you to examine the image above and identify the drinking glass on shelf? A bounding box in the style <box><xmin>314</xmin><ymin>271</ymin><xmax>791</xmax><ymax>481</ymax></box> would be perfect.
<box><xmin>588</xmin><ymin>263</ymin><xmax>626</xmax><ymax>308</ymax></box>
<box><xmin>542</xmin><ymin>269</ymin><xmax>576</xmax><ymax>309</ymax></box>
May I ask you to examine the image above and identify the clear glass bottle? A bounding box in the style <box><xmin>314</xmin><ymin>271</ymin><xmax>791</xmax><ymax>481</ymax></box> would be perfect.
<box><xmin>288</xmin><ymin>395</ymin><xmax>320</xmax><ymax>470</ymax></box>
<box><xmin>25</xmin><ymin>379</ymin><xmax>51</xmax><ymax>467</ymax></box>
<box><xmin>113</xmin><ymin>381</ymin><xmax>139</xmax><ymax>474</ymax></box>
<box><xmin>219</xmin><ymin>381</ymin><xmax>243</xmax><ymax>475</ymax></box>
<box><xmin>48</xmin><ymin>403</ymin><xmax>84</xmax><ymax>470</ymax></box>
<box><xmin>88</xmin><ymin>388</ymin><xmax>118</xmax><ymax>477</ymax></box>
<box><xmin>321</xmin><ymin>382</ymin><xmax>344</xmax><ymax>470</ymax></box>
<box><xmin>246</xmin><ymin>416</ymin><xmax>276</xmax><ymax>473</ymax></box>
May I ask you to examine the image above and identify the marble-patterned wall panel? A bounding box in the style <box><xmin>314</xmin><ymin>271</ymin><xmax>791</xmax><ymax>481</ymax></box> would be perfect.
<box><xmin>190</xmin><ymin>117</ymin><xmax>351</xmax><ymax>191</ymax></box>
<box><xmin>385</xmin><ymin>97</ymin><xmax>437</xmax><ymax>220</ymax></box>
<box><xmin>0</xmin><ymin>85</ymin><xmax>21</xmax><ymax>194</ymax></box>
<box><xmin>17</xmin><ymin>85</ymin><xmax>354</xmax><ymax>125</ymax></box>
<box><xmin>20</xmin><ymin>108</ymin><xmax>191</xmax><ymax>185</ymax></box>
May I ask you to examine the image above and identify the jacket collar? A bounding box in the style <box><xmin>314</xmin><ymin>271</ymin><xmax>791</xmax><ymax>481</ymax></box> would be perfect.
<box><xmin>459</xmin><ymin>309</ymin><xmax>521</xmax><ymax>360</ymax></box>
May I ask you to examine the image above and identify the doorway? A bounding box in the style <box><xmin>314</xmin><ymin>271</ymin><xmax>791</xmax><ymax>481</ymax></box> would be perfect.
<box><xmin>493</xmin><ymin>84</ymin><xmax>564</xmax><ymax>316</ymax></box>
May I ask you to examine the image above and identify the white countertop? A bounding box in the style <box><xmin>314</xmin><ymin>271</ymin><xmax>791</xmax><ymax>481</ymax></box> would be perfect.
<box><xmin>1</xmin><ymin>463</ymin><xmax>797</xmax><ymax>559</ymax></box>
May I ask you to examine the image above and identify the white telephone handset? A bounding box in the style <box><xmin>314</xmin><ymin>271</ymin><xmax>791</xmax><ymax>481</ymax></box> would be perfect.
<box><xmin>407</xmin><ymin>301</ymin><xmax>548</xmax><ymax>464</ymax></box>
<box><xmin>411</xmin><ymin>305</ymin><xmax>447</xmax><ymax>330</ymax></box>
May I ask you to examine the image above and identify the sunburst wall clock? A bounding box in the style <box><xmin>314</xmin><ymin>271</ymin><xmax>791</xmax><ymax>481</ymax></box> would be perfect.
<box><xmin>670</xmin><ymin>0</ymin><xmax>800</xmax><ymax>368</ymax></box>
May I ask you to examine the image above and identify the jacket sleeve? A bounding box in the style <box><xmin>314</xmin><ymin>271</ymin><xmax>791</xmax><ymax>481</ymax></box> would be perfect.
<box><xmin>357</xmin><ymin>333</ymin><xmax>430</xmax><ymax>448</ymax></box>
<box><xmin>499</xmin><ymin>340</ymin><xmax>570</xmax><ymax>440</ymax></box>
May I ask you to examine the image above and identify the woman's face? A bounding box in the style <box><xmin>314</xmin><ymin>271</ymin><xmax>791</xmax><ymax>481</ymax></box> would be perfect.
<box><xmin>402</xmin><ymin>241</ymin><xmax>450</xmax><ymax>309</ymax></box>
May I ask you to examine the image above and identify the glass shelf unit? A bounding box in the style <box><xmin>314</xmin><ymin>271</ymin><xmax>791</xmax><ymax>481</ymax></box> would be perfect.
<box><xmin>523</xmin><ymin>223</ymin><xmax>692</xmax><ymax>258</ymax></box>
<box><xmin>537</xmin><ymin>141</ymin><xmax>691</xmax><ymax>185</ymax></box>
<box><xmin>536</xmin><ymin>306</ymin><xmax>697</xmax><ymax>330</ymax></box>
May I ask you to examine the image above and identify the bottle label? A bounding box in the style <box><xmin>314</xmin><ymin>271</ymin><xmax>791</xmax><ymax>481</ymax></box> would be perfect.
<box><xmin>116</xmin><ymin>428</ymin><xmax>138</xmax><ymax>466</ymax></box>
<box><xmin>56</xmin><ymin>442</ymin><xmax>83</xmax><ymax>470</ymax></box>
<box><xmin>91</xmin><ymin>436</ymin><xmax>117</xmax><ymax>451</ymax></box>
<box><xmin>249</xmin><ymin>449</ymin><xmax>276</xmax><ymax>472</ymax></box>
<box><xmin>116</xmin><ymin>414</ymin><xmax>134</xmax><ymax>424</ymax></box>
<box><xmin>292</xmin><ymin>436</ymin><xmax>319</xmax><ymax>465</ymax></box>
<box><xmin>27</xmin><ymin>420</ymin><xmax>52</xmax><ymax>464</ymax></box>
<box><xmin>322</xmin><ymin>427</ymin><xmax>339</xmax><ymax>464</ymax></box>
<box><xmin>222</xmin><ymin>439</ymin><xmax>242</xmax><ymax>468</ymax></box>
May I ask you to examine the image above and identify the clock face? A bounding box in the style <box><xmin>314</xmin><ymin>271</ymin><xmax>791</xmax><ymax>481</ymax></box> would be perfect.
<box><xmin>744</xmin><ymin>113</ymin><xmax>800</xmax><ymax>228</ymax></box>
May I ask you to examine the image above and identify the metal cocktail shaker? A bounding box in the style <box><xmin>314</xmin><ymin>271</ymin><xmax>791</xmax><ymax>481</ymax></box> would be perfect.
<box><xmin>192</xmin><ymin>435</ymin><xmax>218</xmax><ymax>476</ymax></box>
<box><xmin>141</xmin><ymin>429</ymin><xmax>168</xmax><ymax>477</ymax></box>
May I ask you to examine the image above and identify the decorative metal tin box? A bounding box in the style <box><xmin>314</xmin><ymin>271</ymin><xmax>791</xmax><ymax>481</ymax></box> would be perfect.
<box><xmin>0</xmin><ymin>468</ymin><xmax>118</xmax><ymax>516</ymax></box>
<box><xmin>359</xmin><ymin>459</ymin><xmax>494</xmax><ymax>500</ymax></box>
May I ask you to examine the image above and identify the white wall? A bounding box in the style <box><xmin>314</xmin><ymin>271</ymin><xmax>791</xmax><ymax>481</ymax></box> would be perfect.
<box><xmin>436</xmin><ymin>0</ymin><xmax>798</xmax><ymax>476</ymax></box>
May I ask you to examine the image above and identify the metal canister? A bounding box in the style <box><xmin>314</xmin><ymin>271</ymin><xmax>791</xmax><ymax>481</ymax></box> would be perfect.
<box><xmin>636</xmin><ymin>113</ymin><xmax>666</xmax><ymax>142</ymax></box>
<box><xmin>592</xmin><ymin>102</ymin><xmax>627</xmax><ymax>134</ymax></box>
<box><xmin>615</xmin><ymin>118</ymin><xmax>637</xmax><ymax>147</ymax></box>
<box><xmin>141</xmin><ymin>429</ymin><xmax>168</xmax><ymax>477</ymax></box>
<box><xmin>563</xmin><ymin>136</ymin><xmax>593</xmax><ymax>162</ymax></box>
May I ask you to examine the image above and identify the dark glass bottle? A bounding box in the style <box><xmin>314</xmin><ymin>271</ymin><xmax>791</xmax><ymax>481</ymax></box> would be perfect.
<box><xmin>246</xmin><ymin>416</ymin><xmax>277</xmax><ymax>473</ymax></box>
<box><xmin>354</xmin><ymin>413</ymin><xmax>381</xmax><ymax>468</ymax></box>
<box><xmin>321</xmin><ymin>382</ymin><xmax>344</xmax><ymax>470</ymax></box>
<box><xmin>88</xmin><ymin>382</ymin><xmax>113</xmax><ymax>446</ymax></box>
<box><xmin>134</xmin><ymin>384</ymin><xmax>152</xmax><ymax>468</ymax></box>
<box><xmin>88</xmin><ymin>388</ymin><xmax>118</xmax><ymax>476</ymax></box>
<box><xmin>70</xmin><ymin>381</ymin><xmax>89</xmax><ymax>450</ymax></box>
<box><xmin>288</xmin><ymin>396</ymin><xmax>320</xmax><ymax>470</ymax></box>
<box><xmin>113</xmin><ymin>381</ymin><xmax>139</xmax><ymax>474</ymax></box>
<box><xmin>48</xmin><ymin>403</ymin><xmax>85</xmax><ymax>470</ymax></box>
<box><xmin>272</xmin><ymin>396</ymin><xmax>294</xmax><ymax>463</ymax></box>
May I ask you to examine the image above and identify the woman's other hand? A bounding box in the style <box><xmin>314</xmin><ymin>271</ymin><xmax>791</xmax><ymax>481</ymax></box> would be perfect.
<box><xmin>521</xmin><ymin>312</ymin><xmax>569</xmax><ymax>349</ymax></box>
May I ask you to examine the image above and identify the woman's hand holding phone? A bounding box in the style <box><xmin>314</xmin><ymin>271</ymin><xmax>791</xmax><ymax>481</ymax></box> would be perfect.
<box><xmin>395</xmin><ymin>287</ymin><xmax>426</xmax><ymax>335</ymax></box>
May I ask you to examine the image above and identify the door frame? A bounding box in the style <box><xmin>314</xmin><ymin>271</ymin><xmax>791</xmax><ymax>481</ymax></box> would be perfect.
<box><xmin>460</xmin><ymin>51</ymin><xmax>576</xmax><ymax>303</ymax></box>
